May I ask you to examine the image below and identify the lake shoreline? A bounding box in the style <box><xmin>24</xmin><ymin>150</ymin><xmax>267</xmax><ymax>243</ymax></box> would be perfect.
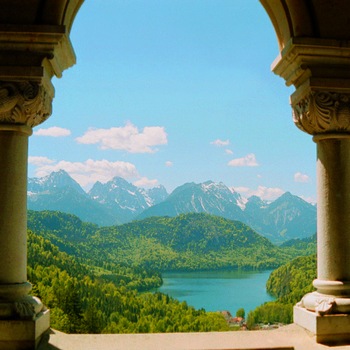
<box><xmin>160</xmin><ymin>266</ymin><xmax>277</xmax><ymax>273</ymax></box>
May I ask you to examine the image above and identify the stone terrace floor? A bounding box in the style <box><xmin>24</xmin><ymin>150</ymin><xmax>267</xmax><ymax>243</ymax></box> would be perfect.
<box><xmin>38</xmin><ymin>324</ymin><xmax>350</xmax><ymax>350</ymax></box>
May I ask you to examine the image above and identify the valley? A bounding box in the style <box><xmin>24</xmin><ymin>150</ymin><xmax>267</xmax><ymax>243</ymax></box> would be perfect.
<box><xmin>26</xmin><ymin>170</ymin><xmax>317</xmax><ymax>333</ymax></box>
<box><xmin>27</xmin><ymin>208</ymin><xmax>316</xmax><ymax>333</ymax></box>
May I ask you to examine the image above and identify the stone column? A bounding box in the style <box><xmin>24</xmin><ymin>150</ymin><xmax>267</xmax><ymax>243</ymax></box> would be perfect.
<box><xmin>291</xmin><ymin>91</ymin><xmax>350</xmax><ymax>309</ymax></box>
<box><xmin>0</xmin><ymin>2</ymin><xmax>83</xmax><ymax>347</ymax></box>
<box><xmin>0</xmin><ymin>82</ymin><xmax>53</xmax><ymax>348</ymax></box>
<box><xmin>315</xmin><ymin>135</ymin><xmax>350</xmax><ymax>294</ymax></box>
<box><xmin>0</xmin><ymin>125</ymin><xmax>33</xmax><ymax>308</ymax></box>
<box><xmin>291</xmin><ymin>89</ymin><xmax>350</xmax><ymax>343</ymax></box>
<box><xmin>269</xmin><ymin>38</ymin><xmax>350</xmax><ymax>343</ymax></box>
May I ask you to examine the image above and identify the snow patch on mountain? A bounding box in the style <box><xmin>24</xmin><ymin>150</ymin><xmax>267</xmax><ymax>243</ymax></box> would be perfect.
<box><xmin>27</xmin><ymin>171</ymin><xmax>316</xmax><ymax>243</ymax></box>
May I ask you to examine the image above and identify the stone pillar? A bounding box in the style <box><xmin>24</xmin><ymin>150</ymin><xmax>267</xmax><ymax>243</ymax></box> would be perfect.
<box><xmin>0</xmin><ymin>82</ymin><xmax>53</xmax><ymax>349</ymax></box>
<box><xmin>0</xmin><ymin>125</ymin><xmax>32</xmax><ymax>302</ymax></box>
<box><xmin>290</xmin><ymin>89</ymin><xmax>350</xmax><ymax>343</ymax></box>
<box><xmin>315</xmin><ymin>135</ymin><xmax>350</xmax><ymax>292</ymax></box>
<box><xmin>291</xmin><ymin>91</ymin><xmax>350</xmax><ymax>308</ymax></box>
<box><xmin>0</xmin><ymin>2</ymin><xmax>83</xmax><ymax>348</ymax></box>
<box><xmin>269</xmin><ymin>39</ymin><xmax>350</xmax><ymax>343</ymax></box>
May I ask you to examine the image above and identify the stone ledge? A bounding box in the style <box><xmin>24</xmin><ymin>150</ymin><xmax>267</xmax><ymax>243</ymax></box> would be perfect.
<box><xmin>38</xmin><ymin>323</ymin><xmax>350</xmax><ymax>350</ymax></box>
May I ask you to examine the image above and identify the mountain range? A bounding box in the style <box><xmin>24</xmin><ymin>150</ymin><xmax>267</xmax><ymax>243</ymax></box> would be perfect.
<box><xmin>27</xmin><ymin>170</ymin><xmax>317</xmax><ymax>243</ymax></box>
<box><xmin>28</xmin><ymin>170</ymin><xmax>168</xmax><ymax>226</ymax></box>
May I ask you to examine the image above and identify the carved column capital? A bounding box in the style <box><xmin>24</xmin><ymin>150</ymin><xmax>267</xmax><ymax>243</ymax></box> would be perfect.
<box><xmin>292</xmin><ymin>91</ymin><xmax>350</xmax><ymax>136</ymax></box>
<box><xmin>0</xmin><ymin>81</ymin><xmax>52</xmax><ymax>128</ymax></box>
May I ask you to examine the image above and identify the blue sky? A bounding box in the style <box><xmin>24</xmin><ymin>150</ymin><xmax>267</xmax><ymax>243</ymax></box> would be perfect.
<box><xmin>28</xmin><ymin>0</ymin><xmax>316</xmax><ymax>202</ymax></box>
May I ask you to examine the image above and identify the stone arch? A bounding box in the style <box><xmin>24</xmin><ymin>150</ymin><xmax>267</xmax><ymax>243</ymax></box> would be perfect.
<box><xmin>261</xmin><ymin>0</ymin><xmax>350</xmax><ymax>51</ymax></box>
<box><xmin>1</xmin><ymin>0</ymin><xmax>350</xmax><ymax>347</ymax></box>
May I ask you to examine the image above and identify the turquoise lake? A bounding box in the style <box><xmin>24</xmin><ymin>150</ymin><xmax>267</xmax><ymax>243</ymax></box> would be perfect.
<box><xmin>157</xmin><ymin>270</ymin><xmax>275</xmax><ymax>315</ymax></box>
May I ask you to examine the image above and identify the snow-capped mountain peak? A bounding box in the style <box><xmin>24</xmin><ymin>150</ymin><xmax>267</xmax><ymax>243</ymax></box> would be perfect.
<box><xmin>28</xmin><ymin>170</ymin><xmax>86</xmax><ymax>196</ymax></box>
<box><xmin>27</xmin><ymin>172</ymin><xmax>316</xmax><ymax>243</ymax></box>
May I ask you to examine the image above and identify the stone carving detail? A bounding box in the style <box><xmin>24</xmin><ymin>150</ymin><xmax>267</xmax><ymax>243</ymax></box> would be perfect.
<box><xmin>298</xmin><ymin>292</ymin><xmax>336</xmax><ymax>316</ymax></box>
<box><xmin>14</xmin><ymin>300</ymin><xmax>36</xmax><ymax>320</ymax></box>
<box><xmin>0</xmin><ymin>296</ymin><xmax>44</xmax><ymax>320</ymax></box>
<box><xmin>0</xmin><ymin>82</ymin><xmax>52</xmax><ymax>127</ymax></box>
<box><xmin>13</xmin><ymin>296</ymin><xmax>44</xmax><ymax>320</ymax></box>
<box><xmin>314</xmin><ymin>297</ymin><xmax>335</xmax><ymax>316</ymax></box>
<box><xmin>292</xmin><ymin>91</ymin><xmax>350</xmax><ymax>135</ymax></box>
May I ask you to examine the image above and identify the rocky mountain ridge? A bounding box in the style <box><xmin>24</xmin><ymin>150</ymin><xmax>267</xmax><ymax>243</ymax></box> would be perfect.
<box><xmin>27</xmin><ymin>170</ymin><xmax>316</xmax><ymax>243</ymax></box>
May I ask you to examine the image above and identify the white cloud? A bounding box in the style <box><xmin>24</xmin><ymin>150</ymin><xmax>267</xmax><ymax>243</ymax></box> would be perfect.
<box><xmin>133</xmin><ymin>177</ymin><xmax>159</xmax><ymax>188</ymax></box>
<box><xmin>32</xmin><ymin>158</ymin><xmax>139</xmax><ymax>189</ymax></box>
<box><xmin>234</xmin><ymin>186</ymin><xmax>251</xmax><ymax>194</ymax></box>
<box><xmin>294</xmin><ymin>172</ymin><xmax>310</xmax><ymax>183</ymax></box>
<box><xmin>33</xmin><ymin>126</ymin><xmax>71</xmax><ymax>137</ymax></box>
<box><xmin>228</xmin><ymin>153</ymin><xmax>258</xmax><ymax>167</ymax></box>
<box><xmin>253</xmin><ymin>186</ymin><xmax>285</xmax><ymax>200</ymax></box>
<box><xmin>235</xmin><ymin>185</ymin><xmax>285</xmax><ymax>201</ymax></box>
<box><xmin>76</xmin><ymin>122</ymin><xmax>168</xmax><ymax>153</ymax></box>
<box><xmin>210</xmin><ymin>139</ymin><xmax>230</xmax><ymax>147</ymax></box>
<box><xmin>165</xmin><ymin>161</ymin><xmax>173</xmax><ymax>167</ymax></box>
<box><xmin>28</xmin><ymin>156</ymin><xmax>55</xmax><ymax>166</ymax></box>
<box><xmin>225</xmin><ymin>149</ymin><xmax>233</xmax><ymax>155</ymax></box>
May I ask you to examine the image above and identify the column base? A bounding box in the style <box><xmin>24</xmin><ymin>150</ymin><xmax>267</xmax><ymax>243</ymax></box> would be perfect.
<box><xmin>0</xmin><ymin>309</ymin><xmax>49</xmax><ymax>349</ymax></box>
<box><xmin>298</xmin><ymin>290</ymin><xmax>350</xmax><ymax>314</ymax></box>
<box><xmin>294</xmin><ymin>305</ymin><xmax>350</xmax><ymax>344</ymax></box>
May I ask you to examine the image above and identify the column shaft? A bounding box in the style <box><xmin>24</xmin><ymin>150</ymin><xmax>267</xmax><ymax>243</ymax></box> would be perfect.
<box><xmin>316</xmin><ymin>136</ymin><xmax>350</xmax><ymax>283</ymax></box>
<box><xmin>0</xmin><ymin>126</ymin><xmax>31</xmax><ymax>288</ymax></box>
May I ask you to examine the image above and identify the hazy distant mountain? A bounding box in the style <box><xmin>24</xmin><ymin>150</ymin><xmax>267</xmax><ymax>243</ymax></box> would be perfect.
<box><xmin>88</xmin><ymin>177</ymin><xmax>169</xmax><ymax>223</ymax></box>
<box><xmin>256</xmin><ymin>192</ymin><xmax>317</xmax><ymax>243</ymax></box>
<box><xmin>145</xmin><ymin>185</ymin><xmax>169</xmax><ymax>204</ymax></box>
<box><xmin>235</xmin><ymin>191</ymin><xmax>317</xmax><ymax>243</ymax></box>
<box><xmin>28</xmin><ymin>169</ymin><xmax>86</xmax><ymax>196</ymax></box>
<box><xmin>243</xmin><ymin>195</ymin><xmax>267</xmax><ymax>232</ymax></box>
<box><xmin>137</xmin><ymin>183</ymin><xmax>316</xmax><ymax>243</ymax></box>
<box><xmin>27</xmin><ymin>172</ymin><xmax>316</xmax><ymax>242</ymax></box>
<box><xmin>137</xmin><ymin>180</ymin><xmax>246</xmax><ymax>222</ymax></box>
<box><xmin>27</xmin><ymin>170</ymin><xmax>118</xmax><ymax>226</ymax></box>
<box><xmin>28</xmin><ymin>171</ymin><xmax>169</xmax><ymax>226</ymax></box>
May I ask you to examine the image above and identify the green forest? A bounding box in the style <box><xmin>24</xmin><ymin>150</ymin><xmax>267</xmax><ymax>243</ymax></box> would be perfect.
<box><xmin>27</xmin><ymin>210</ymin><xmax>317</xmax><ymax>333</ymax></box>
<box><xmin>27</xmin><ymin>211</ymin><xmax>314</xmax><ymax>271</ymax></box>
<box><xmin>28</xmin><ymin>231</ymin><xmax>229</xmax><ymax>333</ymax></box>
<box><xmin>246</xmin><ymin>254</ymin><xmax>316</xmax><ymax>328</ymax></box>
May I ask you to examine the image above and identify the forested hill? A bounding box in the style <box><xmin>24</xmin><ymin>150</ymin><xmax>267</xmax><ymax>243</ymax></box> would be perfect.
<box><xmin>280</xmin><ymin>233</ymin><xmax>316</xmax><ymax>251</ymax></box>
<box><xmin>28</xmin><ymin>211</ymin><xmax>311</xmax><ymax>271</ymax></box>
<box><xmin>28</xmin><ymin>210</ymin><xmax>98</xmax><ymax>240</ymax></box>
<box><xmin>245</xmin><ymin>237</ymin><xmax>317</xmax><ymax>328</ymax></box>
<box><xmin>27</xmin><ymin>230</ymin><xmax>230</xmax><ymax>333</ymax></box>
<box><xmin>247</xmin><ymin>254</ymin><xmax>316</xmax><ymax>328</ymax></box>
